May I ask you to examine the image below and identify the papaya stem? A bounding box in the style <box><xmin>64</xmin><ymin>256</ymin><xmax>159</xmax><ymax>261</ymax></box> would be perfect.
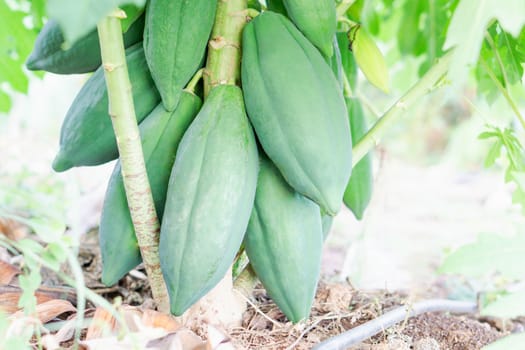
<box><xmin>336</xmin><ymin>0</ymin><xmax>357</xmax><ymax>18</ymax></box>
<box><xmin>338</xmin><ymin>16</ymin><xmax>358</xmax><ymax>29</ymax></box>
<box><xmin>352</xmin><ymin>50</ymin><xmax>454</xmax><ymax>166</ymax></box>
<box><xmin>96</xmin><ymin>13</ymin><xmax>170</xmax><ymax>313</ymax></box>
<box><xmin>204</xmin><ymin>0</ymin><xmax>248</xmax><ymax>97</ymax></box>
<box><xmin>184</xmin><ymin>68</ymin><xmax>204</xmax><ymax>94</ymax></box>
<box><xmin>342</xmin><ymin>69</ymin><xmax>354</xmax><ymax>98</ymax></box>
<box><xmin>246</xmin><ymin>8</ymin><xmax>260</xmax><ymax>19</ymax></box>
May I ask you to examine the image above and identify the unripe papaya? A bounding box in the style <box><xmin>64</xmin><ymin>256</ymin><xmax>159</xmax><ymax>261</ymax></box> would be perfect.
<box><xmin>321</xmin><ymin>212</ymin><xmax>334</xmax><ymax>240</ymax></box>
<box><xmin>26</xmin><ymin>14</ymin><xmax>145</xmax><ymax>74</ymax></box>
<box><xmin>52</xmin><ymin>44</ymin><xmax>160</xmax><ymax>172</ymax></box>
<box><xmin>159</xmin><ymin>85</ymin><xmax>258</xmax><ymax>315</ymax></box>
<box><xmin>99</xmin><ymin>92</ymin><xmax>202</xmax><ymax>286</ymax></box>
<box><xmin>244</xmin><ymin>156</ymin><xmax>323</xmax><ymax>323</ymax></box>
<box><xmin>143</xmin><ymin>0</ymin><xmax>217</xmax><ymax>111</ymax></box>
<box><xmin>242</xmin><ymin>12</ymin><xmax>352</xmax><ymax>215</ymax></box>
<box><xmin>343</xmin><ymin>98</ymin><xmax>373</xmax><ymax>220</ymax></box>
<box><xmin>282</xmin><ymin>0</ymin><xmax>336</xmax><ymax>57</ymax></box>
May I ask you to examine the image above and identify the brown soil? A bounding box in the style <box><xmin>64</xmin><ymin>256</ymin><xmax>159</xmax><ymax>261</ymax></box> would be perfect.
<box><xmin>230</xmin><ymin>283</ymin><xmax>505</xmax><ymax>350</ymax></box>
<box><xmin>66</xmin><ymin>230</ymin><xmax>512</xmax><ymax>349</ymax></box>
<box><xmin>2</xmin><ymin>228</ymin><xmax>517</xmax><ymax>350</ymax></box>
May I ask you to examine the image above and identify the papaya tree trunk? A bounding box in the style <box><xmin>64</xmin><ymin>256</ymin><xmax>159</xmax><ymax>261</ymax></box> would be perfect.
<box><xmin>204</xmin><ymin>0</ymin><xmax>247</xmax><ymax>96</ymax></box>
<box><xmin>97</xmin><ymin>10</ymin><xmax>169</xmax><ymax>313</ymax></box>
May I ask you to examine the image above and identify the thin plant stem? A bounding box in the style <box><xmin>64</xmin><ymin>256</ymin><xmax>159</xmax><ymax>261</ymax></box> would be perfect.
<box><xmin>336</xmin><ymin>0</ymin><xmax>357</xmax><ymax>18</ymax></box>
<box><xmin>96</xmin><ymin>11</ymin><xmax>169</xmax><ymax>313</ymax></box>
<box><xmin>352</xmin><ymin>50</ymin><xmax>454</xmax><ymax>166</ymax></box>
<box><xmin>184</xmin><ymin>68</ymin><xmax>204</xmax><ymax>93</ymax></box>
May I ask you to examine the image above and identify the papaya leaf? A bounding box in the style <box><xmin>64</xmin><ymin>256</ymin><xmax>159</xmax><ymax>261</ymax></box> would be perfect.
<box><xmin>46</xmin><ymin>0</ymin><xmax>146</xmax><ymax>44</ymax></box>
<box><xmin>396</xmin><ymin>0</ymin><xmax>426</xmax><ymax>56</ymax></box>
<box><xmin>444</xmin><ymin>0</ymin><xmax>525</xmax><ymax>85</ymax></box>
<box><xmin>439</xmin><ymin>232</ymin><xmax>525</xmax><ymax>280</ymax></box>
<box><xmin>476</xmin><ymin>24</ymin><xmax>525</xmax><ymax>103</ymax></box>
<box><xmin>0</xmin><ymin>1</ymin><xmax>33</xmax><ymax>94</ymax></box>
<box><xmin>0</xmin><ymin>0</ymin><xmax>46</xmax><ymax>114</ymax></box>
<box><xmin>484</xmin><ymin>139</ymin><xmax>502</xmax><ymax>168</ymax></box>
<box><xmin>478</xmin><ymin>131</ymin><xmax>499</xmax><ymax>139</ymax></box>
<box><xmin>482</xmin><ymin>333</ymin><xmax>525</xmax><ymax>350</ymax></box>
<box><xmin>481</xmin><ymin>291</ymin><xmax>525</xmax><ymax>318</ymax></box>
<box><xmin>396</xmin><ymin>0</ymin><xmax>458</xmax><ymax>75</ymax></box>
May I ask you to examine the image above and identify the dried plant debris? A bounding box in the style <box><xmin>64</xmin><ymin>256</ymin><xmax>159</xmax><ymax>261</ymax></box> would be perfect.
<box><xmin>231</xmin><ymin>282</ymin><xmax>509</xmax><ymax>350</ymax></box>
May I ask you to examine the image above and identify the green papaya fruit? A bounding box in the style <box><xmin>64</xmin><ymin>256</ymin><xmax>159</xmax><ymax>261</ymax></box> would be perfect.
<box><xmin>52</xmin><ymin>44</ymin><xmax>160</xmax><ymax>172</ymax></box>
<box><xmin>99</xmin><ymin>92</ymin><xmax>202</xmax><ymax>286</ymax></box>
<box><xmin>143</xmin><ymin>0</ymin><xmax>217</xmax><ymax>111</ymax></box>
<box><xmin>321</xmin><ymin>212</ymin><xmax>334</xmax><ymax>240</ymax></box>
<box><xmin>242</xmin><ymin>12</ymin><xmax>352</xmax><ymax>215</ymax></box>
<box><xmin>282</xmin><ymin>0</ymin><xmax>336</xmax><ymax>57</ymax></box>
<box><xmin>343</xmin><ymin>97</ymin><xmax>373</xmax><ymax>220</ymax></box>
<box><xmin>244</xmin><ymin>156</ymin><xmax>323</xmax><ymax>323</ymax></box>
<box><xmin>159</xmin><ymin>85</ymin><xmax>258</xmax><ymax>315</ymax></box>
<box><xmin>266</xmin><ymin>0</ymin><xmax>288</xmax><ymax>15</ymax></box>
<box><xmin>336</xmin><ymin>32</ymin><xmax>358</xmax><ymax>92</ymax></box>
<box><xmin>26</xmin><ymin>14</ymin><xmax>145</xmax><ymax>74</ymax></box>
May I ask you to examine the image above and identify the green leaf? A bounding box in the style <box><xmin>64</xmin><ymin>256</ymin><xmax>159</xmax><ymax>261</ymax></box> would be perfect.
<box><xmin>25</xmin><ymin>216</ymin><xmax>67</xmax><ymax>243</ymax></box>
<box><xmin>444</xmin><ymin>0</ymin><xmax>525</xmax><ymax>84</ymax></box>
<box><xmin>476</xmin><ymin>24</ymin><xmax>525</xmax><ymax>102</ymax></box>
<box><xmin>481</xmin><ymin>291</ymin><xmax>525</xmax><ymax>318</ymax></box>
<box><xmin>482</xmin><ymin>333</ymin><xmax>525</xmax><ymax>350</ymax></box>
<box><xmin>0</xmin><ymin>1</ymin><xmax>35</xmax><ymax>96</ymax></box>
<box><xmin>478</xmin><ymin>131</ymin><xmax>499</xmax><ymax>139</ymax></box>
<box><xmin>17</xmin><ymin>269</ymin><xmax>41</xmax><ymax>312</ymax></box>
<box><xmin>46</xmin><ymin>0</ymin><xmax>147</xmax><ymax>44</ymax></box>
<box><xmin>397</xmin><ymin>0</ymin><xmax>425</xmax><ymax>55</ymax></box>
<box><xmin>439</xmin><ymin>232</ymin><xmax>525</xmax><ymax>280</ymax></box>
<box><xmin>120</xmin><ymin>4</ymin><xmax>144</xmax><ymax>32</ymax></box>
<box><xmin>29</xmin><ymin>0</ymin><xmax>47</xmax><ymax>30</ymax></box>
<box><xmin>16</xmin><ymin>239</ymin><xmax>44</xmax><ymax>256</ymax></box>
<box><xmin>484</xmin><ymin>139</ymin><xmax>502</xmax><ymax>167</ymax></box>
<box><xmin>40</xmin><ymin>242</ymin><xmax>68</xmax><ymax>271</ymax></box>
<box><xmin>0</xmin><ymin>90</ymin><xmax>12</xmax><ymax>113</ymax></box>
<box><xmin>396</xmin><ymin>0</ymin><xmax>459</xmax><ymax>75</ymax></box>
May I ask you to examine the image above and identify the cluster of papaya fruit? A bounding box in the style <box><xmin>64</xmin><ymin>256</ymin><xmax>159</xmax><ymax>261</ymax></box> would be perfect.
<box><xmin>27</xmin><ymin>0</ymin><xmax>374</xmax><ymax>323</ymax></box>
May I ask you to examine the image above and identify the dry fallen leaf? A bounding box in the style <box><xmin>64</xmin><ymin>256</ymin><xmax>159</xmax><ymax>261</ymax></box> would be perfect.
<box><xmin>207</xmin><ymin>325</ymin><xmax>235</xmax><ymax>350</ymax></box>
<box><xmin>0</xmin><ymin>217</ymin><xmax>29</xmax><ymax>241</ymax></box>
<box><xmin>80</xmin><ymin>327</ymin><xmax>168</xmax><ymax>350</ymax></box>
<box><xmin>86</xmin><ymin>307</ymin><xmax>118</xmax><ymax>339</ymax></box>
<box><xmin>146</xmin><ymin>328</ymin><xmax>207</xmax><ymax>350</ymax></box>
<box><xmin>11</xmin><ymin>299</ymin><xmax>76</xmax><ymax>323</ymax></box>
<box><xmin>142</xmin><ymin>309</ymin><xmax>182</xmax><ymax>332</ymax></box>
<box><xmin>0</xmin><ymin>285</ymin><xmax>64</xmax><ymax>314</ymax></box>
<box><xmin>0</xmin><ymin>260</ymin><xmax>20</xmax><ymax>285</ymax></box>
<box><xmin>4</xmin><ymin>315</ymin><xmax>43</xmax><ymax>339</ymax></box>
<box><xmin>41</xmin><ymin>317</ymin><xmax>79</xmax><ymax>349</ymax></box>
